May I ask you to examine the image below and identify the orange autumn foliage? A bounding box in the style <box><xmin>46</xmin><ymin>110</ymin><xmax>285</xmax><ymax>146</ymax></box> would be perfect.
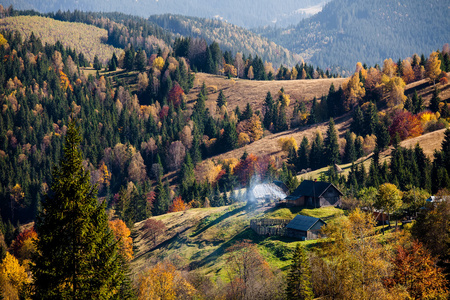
<box><xmin>233</xmin><ymin>154</ymin><xmax>259</xmax><ymax>185</ymax></box>
<box><xmin>108</xmin><ymin>219</ymin><xmax>133</xmax><ymax>261</ymax></box>
<box><xmin>10</xmin><ymin>227</ymin><xmax>37</xmax><ymax>262</ymax></box>
<box><xmin>388</xmin><ymin>110</ymin><xmax>423</xmax><ymax>141</ymax></box>
<box><xmin>384</xmin><ymin>241</ymin><xmax>448</xmax><ymax>299</ymax></box>
<box><xmin>168</xmin><ymin>196</ymin><xmax>190</xmax><ymax>213</ymax></box>
<box><xmin>58</xmin><ymin>70</ymin><xmax>73</xmax><ymax>92</ymax></box>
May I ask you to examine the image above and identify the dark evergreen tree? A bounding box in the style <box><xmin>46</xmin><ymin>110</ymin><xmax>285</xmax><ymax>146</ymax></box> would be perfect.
<box><xmin>93</xmin><ymin>55</ymin><xmax>102</xmax><ymax>71</ymax></box>
<box><xmin>234</xmin><ymin>105</ymin><xmax>242</xmax><ymax>122</ymax></box>
<box><xmin>109</xmin><ymin>52</ymin><xmax>118</xmax><ymax>72</ymax></box>
<box><xmin>153</xmin><ymin>179</ymin><xmax>168</xmax><ymax>215</ymax></box>
<box><xmin>375</xmin><ymin>122</ymin><xmax>390</xmax><ymax>151</ymax></box>
<box><xmin>343</xmin><ymin>131</ymin><xmax>356</xmax><ymax>163</ymax></box>
<box><xmin>263</xmin><ymin>91</ymin><xmax>274</xmax><ymax>129</ymax></box>
<box><xmin>135</xmin><ymin>49</ymin><xmax>147</xmax><ymax>72</ymax></box>
<box><xmin>216</xmin><ymin>90</ymin><xmax>227</xmax><ymax>109</ymax></box>
<box><xmin>205</xmin><ymin>47</ymin><xmax>215</xmax><ymax>74</ymax></box>
<box><xmin>441</xmin><ymin>129</ymin><xmax>450</xmax><ymax>171</ymax></box>
<box><xmin>354</xmin><ymin>136</ymin><xmax>364</xmax><ymax>159</ymax></box>
<box><xmin>308</xmin><ymin>97</ymin><xmax>318</xmax><ymax>125</ymax></box>
<box><xmin>296</xmin><ymin>136</ymin><xmax>309</xmax><ymax>171</ymax></box>
<box><xmin>411</xmin><ymin>90</ymin><xmax>424</xmax><ymax>114</ymax></box>
<box><xmin>241</xmin><ymin>103</ymin><xmax>253</xmax><ymax>121</ymax></box>
<box><xmin>414</xmin><ymin>143</ymin><xmax>431</xmax><ymax>192</ymax></box>
<box><xmin>351</xmin><ymin>106</ymin><xmax>364</xmax><ymax>136</ymax></box>
<box><xmin>324</xmin><ymin>118</ymin><xmax>340</xmax><ymax>165</ymax></box>
<box><xmin>286</xmin><ymin>243</ymin><xmax>313</xmax><ymax>300</ymax></box>
<box><xmin>429</xmin><ymin>87</ymin><xmax>441</xmax><ymax>113</ymax></box>
<box><xmin>310</xmin><ymin>132</ymin><xmax>324</xmax><ymax>170</ymax></box>
<box><xmin>404</xmin><ymin>96</ymin><xmax>414</xmax><ymax>113</ymax></box>
<box><xmin>276</xmin><ymin>102</ymin><xmax>288</xmax><ymax>132</ymax></box>
<box><xmin>123</xmin><ymin>47</ymin><xmax>135</xmax><ymax>71</ymax></box>
<box><xmin>221</xmin><ymin>121</ymin><xmax>238</xmax><ymax>152</ymax></box>
<box><xmin>32</xmin><ymin>121</ymin><xmax>130</xmax><ymax>299</ymax></box>
<box><xmin>191</xmin><ymin>126</ymin><xmax>202</xmax><ymax>165</ymax></box>
<box><xmin>209</xmin><ymin>42</ymin><xmax>222</xmax><ymax>74</ymax></box>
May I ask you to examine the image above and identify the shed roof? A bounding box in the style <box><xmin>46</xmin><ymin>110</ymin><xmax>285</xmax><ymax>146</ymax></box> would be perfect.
<box><xmin>286</xmin><ymin>214</ymin><xmax>326</xmax><ymax>232</ymax></box>
<box><xmin>288</xmin><ymin>180</ymin><xmax>343</xmax><ymax>199</ymax></box>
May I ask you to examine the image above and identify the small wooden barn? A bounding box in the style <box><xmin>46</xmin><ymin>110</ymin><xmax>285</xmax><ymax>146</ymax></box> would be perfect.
<box><xmin>286</xmin><ymin>215</ymin><xmax>326</xmax><ymax>240</ymax></box>
<box><xmin>282</xmin><ymin>180</ymin><xmax>342</xmax><ymax>208</ymax></box>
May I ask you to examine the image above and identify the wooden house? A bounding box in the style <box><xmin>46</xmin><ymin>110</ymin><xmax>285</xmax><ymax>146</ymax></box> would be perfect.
<box><xmin>281</xmin><ymin>180</ymin><xmax>342</xmax><ymax>208</ymax></box>
<box><xmin>286</xmin><ymin>215</ymin><xmax>326</xmax><ymax>240</ymax></box>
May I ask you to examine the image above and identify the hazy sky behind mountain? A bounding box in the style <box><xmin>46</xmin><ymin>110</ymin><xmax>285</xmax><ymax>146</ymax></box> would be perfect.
<box><xmin>1</xmin><ymin>0</ymin><xmax>330</xmax><ymax>28</ymax></box>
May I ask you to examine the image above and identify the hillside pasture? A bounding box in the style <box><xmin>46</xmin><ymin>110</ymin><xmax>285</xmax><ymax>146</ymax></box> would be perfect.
<box><xmin>187</xmin><ymin>72</ymin><xmax>347</xmax><ymax>114</ymax></box>
<box><xmin>0</xmin><ymin>15</ymin><xmax>123</xmax><ymax>63</ymax></box>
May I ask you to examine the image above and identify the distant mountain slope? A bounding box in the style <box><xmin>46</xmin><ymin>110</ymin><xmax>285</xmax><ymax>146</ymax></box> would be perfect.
<box><xmin>148</xmin><ymin>14</ymin><xmax>302</xmax><ymax>67</ymax></box>
<box><xmin>0</xmin><ymin>15</ymin><xmax>122</xmax><ymax>63</ymax></box>
<box><xmin>1</xmin><ymin>0</ymin><xmax>330</xmax><ymax>28</ymax></box>
<box><xmin>256</xmin><ymin>0</ymin><xmax>450</xmax><ymax>73</ymax></box>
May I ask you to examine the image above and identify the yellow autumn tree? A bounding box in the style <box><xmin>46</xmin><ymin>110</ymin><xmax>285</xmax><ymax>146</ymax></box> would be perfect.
<box><xmin>355</xmin><ymin>62</ymin><xmax>367</xmax><ymax>79</ymax></box>
<box><xmin>277</xmin><ymin>89</ymin><xmax>291</xmax><ymax>107</ymax></box>
<box><xmin>0</xmin><ymin>33</ymin><xmax>7</xmax><ymax>47</ymax></box>
<box><xmin>342</xmin><ymin>73</ymin><xmax>365</xmax><ymax>110</ymax></box>
<box><xmin>0</xmin><ymin>252</ymin><xmax>29</xmax><ymax>299</ymax></box>
<box><xmin>382</xmin><ymin>75</ymin><xmax>407</xmax><ymax>107</ymax></box>
<box><xmin>224</xmin><ymin>64</ymin><xmax>237</xmax><ymax>77</ymax></box>
<box><xmin>108</xmin><ymin>219</ymin><xmax>133</xmax><ymax>261</ymax></box>
<box><xmin>136</xmin><ymin>262</ymin><xmax>197</xmax><ymax>300</ymax></box>
<box><xmin>401</xmin><ymin>59</ymin><xmax>415</xmax><ymax>84</ymax></box>
<box><xmin>99</xmin><ymin>162</ymin><xmax>111</xmax><ymax>187</ymax></box>
<box><xmin>426</xmin><ymin>51</ymin><xmax>442</xmax><ymax>84</ymax></box>
<box><xmin>238</xmin><ymin>132</ymin><xmax>251</xmax><ymax>147</ymax></box>
<box><xmin>203</xmin><ymin>160</ymin><xmax>223</xmax><ymax>184</ymax></box>
<box><xmin>247</xmin><ymin>66</ymin><xmax>254</xmax><ymax>80</ymax></box>
<box><xmin>290</xmin><ymin>67</ymin><xmax>298</xmax><ymax>80</ymax></box>
<box><xmin>315</xmin><ymin>208</ymin><xmax>391</xmax><ymax>298</ymax></box>
<box><xmin>278</xmin><ymin>137</ymin><xmax>298</xmax><ymax>154</ymax></box>
<box><xmin>382</xmin><ymin>58</ymin><xmax>397</xmax><ymax>78</ymax></box>
<box><xmin>248</xmin><ymin>114</ymin><xmax>263</xmax><ymax>142</ymax></box>
<box><xmin>152</xmin><ymin>56</ymin><xmax>165</xmax><ymax>71</ymax></box>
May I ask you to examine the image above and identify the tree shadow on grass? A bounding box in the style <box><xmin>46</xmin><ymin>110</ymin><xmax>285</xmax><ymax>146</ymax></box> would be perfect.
<box><xmin>189</xmin><ymin>228</ymin><xmax>261</xmax><ymax>270</ymax></box>
<box><xmin>190</xmin><ymin>205</ymin><xmax>247</xmax><ymax>238</ymax></box>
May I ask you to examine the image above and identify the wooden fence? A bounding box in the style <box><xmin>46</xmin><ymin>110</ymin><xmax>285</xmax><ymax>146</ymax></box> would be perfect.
<box><xmin>250</xmin><ymin>218</ymin><xmax>291</xmax><ymax>237</ymax></box>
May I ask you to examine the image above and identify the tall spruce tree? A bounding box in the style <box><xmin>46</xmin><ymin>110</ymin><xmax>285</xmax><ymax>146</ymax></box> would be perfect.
<box><xmin>286</xmin><ymin>243</ymin><xmax>313</xmax><ymax>300</ymax></box>
<box><xmin>310</xmin><ymin>132</ymin><xmax>324</xmax><ymax>170</ymax></box>
<box><xmin>297</xmin><ymin>136</ymin><xmax>310</xmax><ymax>171</ymax></box>
<box><xmin>325</xmin><ymin>118</ymin><xmax>340</xmax><ymax>165</ymax></box>
<box><xmin>429</xmin><ymin>87</ymin><xmax>441</xmax><ymax>113</ymax></box>
<box><xmin>263</xmin><ymin>91</ymin><xmax>274</xmax><ymax>129</ymax></box>
<box><xmin>216</xmin><ymin>90</ymin><xmax>227</xmax><ymax>110</ymax></box>
<box><xmin>343</xmin><ymin>131</ymin><xmax>356</xmax><ymax>163</ymax></box>
<box><xmin>308</xmin><ymin>97</ymin><xmax>318</xmax><ymax>125</ymax></box>
<box><xmin>32</xmin><ymin>120</ymin><xmax>130</xmax><ymax>299</ymax></box>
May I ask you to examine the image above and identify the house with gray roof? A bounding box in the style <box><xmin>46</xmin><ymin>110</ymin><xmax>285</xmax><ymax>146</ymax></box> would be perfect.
<box><xmin>286</xmin><ymin>214</ymin><xmax>326</xmax><ymax>240</ymax></box>
<box><xmin>282</xmin><ymin>180</ymin><xmax>342</xmax><ymax>208</ymax></box>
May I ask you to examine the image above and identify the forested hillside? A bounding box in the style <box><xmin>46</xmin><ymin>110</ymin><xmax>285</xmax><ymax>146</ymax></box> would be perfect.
<box><xmin>0</xmin><ymin>0</ymin><xmax>328</xmax><ymax>28</ymax></box>
<box><xmin>256</xmin><ymin>0</ymin><xmax>450</xmax><ymax>73</ymax></box>
<box><xmin>148</xmin><ymin>14</ymin><xmax>302</xmax><ymax>68</ymax></box>
<box><xmin>2</xmin><ymin>6</ymin><xmax>450</xmax><ymax>300</ymax></box>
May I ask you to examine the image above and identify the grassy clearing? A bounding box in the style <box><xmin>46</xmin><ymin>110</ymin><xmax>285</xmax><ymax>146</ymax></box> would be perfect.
<box><xmin>263</xmin><ymin>205</ymin><xmax>344</xmax><ymax>221</ymax></box>
<box><xmin>132</xmin><ymin>203</ymin><xmax>346</xmax><ymax>280</ymax></box>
